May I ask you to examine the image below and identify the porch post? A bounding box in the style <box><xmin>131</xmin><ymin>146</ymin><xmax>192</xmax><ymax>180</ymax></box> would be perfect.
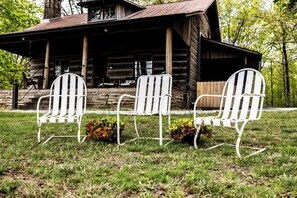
<box><xmin>43</xmin><ymin>40</ymin><xmax>50</xmax><ymax>89</ymax></box>
<box><xmin>166</xmin><ymin>27</ymin><xmax>173</xmax><ymax>75</ymax></box>
<box><xmin>82</xmin><ymin>35</ymin><xmax>88</xmax><ymax>82</ymax></box>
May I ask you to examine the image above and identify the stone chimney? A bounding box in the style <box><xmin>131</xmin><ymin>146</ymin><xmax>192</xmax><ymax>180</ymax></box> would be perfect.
<box><xmin>43</xmin><ymin>0</ymin><xmax>62</xmax><ymax>20</ymax></box>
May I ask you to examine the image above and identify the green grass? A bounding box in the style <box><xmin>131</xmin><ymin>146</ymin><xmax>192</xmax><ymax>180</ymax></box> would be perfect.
<box><xmin>0</xmin><ymin>110</ymin><xmax>297</xmax><ymax>197</ymax></box>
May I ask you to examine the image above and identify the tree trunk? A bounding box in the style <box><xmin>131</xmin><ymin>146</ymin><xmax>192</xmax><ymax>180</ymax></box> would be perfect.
<box><xmin>281</xmin><ymin>24</ymin><xmax>290</xmax><ymax>107</ymax></box>
<box><xmin>270</xmin><ymin>63</ymin><xmax>274</xmax><ymax>106</ymax></box>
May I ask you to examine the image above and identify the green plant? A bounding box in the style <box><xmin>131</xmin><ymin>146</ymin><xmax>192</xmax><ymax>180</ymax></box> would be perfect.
<box><xmin>85</xmin><ymin>117</ymin><xmax>124</xmax><ymax>142</ymax></box>
<box><xmin>169</xmin><ymin>118</ymin><xmax>212</xmax><ymax>143</ymax></box>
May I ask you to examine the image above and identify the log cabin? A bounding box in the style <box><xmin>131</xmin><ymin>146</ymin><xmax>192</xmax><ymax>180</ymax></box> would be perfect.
<box><xmin>0</xmin><ymin>0</ymin><xmax>261</xmax><ymax>109</ymax></box>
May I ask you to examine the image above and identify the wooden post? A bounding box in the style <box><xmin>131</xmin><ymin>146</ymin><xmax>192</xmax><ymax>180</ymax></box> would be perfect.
<box><xmin>82</xmin><ymin>35</ymin><xmax>88</xmax><ymax>82</ymax></box>
<box><xmin>166</xmin><ymin>27</ymin><xmax>173</xmax><ymax>75</ymax></box>
<box><xmin>43</xmin><ymin>40</ymin><xmax>50</xmax><ymax>89</ymax></box>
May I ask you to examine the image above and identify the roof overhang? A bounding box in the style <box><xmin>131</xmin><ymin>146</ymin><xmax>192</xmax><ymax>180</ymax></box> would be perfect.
<box><xmin>202</xmin><ymin>38</ymin><xmax>262</xmax><ymax>65</ymax></box>
<box><xmin>0</xmin><ymin>14</ymin><xmax>186</xmax><ymax>57</ymax></box>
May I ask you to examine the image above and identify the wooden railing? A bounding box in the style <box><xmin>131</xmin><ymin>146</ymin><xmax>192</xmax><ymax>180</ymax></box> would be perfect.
<box><xmin>197</xmin><ymin>81</ymin><xmax>226</xmax><ymax>109</ymax></box>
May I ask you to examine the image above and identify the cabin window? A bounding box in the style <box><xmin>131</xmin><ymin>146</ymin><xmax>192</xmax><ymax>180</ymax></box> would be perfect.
<box><xmin>55</xmin><ymin>59</ymin><xmax>69</xmax><ymax>77</ymax></box>
<box><xmin>134</xmin><ymin>54</ymin><xmax>153</xmax><ymax>78</ymax></box>
<box><xmin>89</xmin><ymin>5</ymin><xmax>116</xmax><ymax>21</ymax></box>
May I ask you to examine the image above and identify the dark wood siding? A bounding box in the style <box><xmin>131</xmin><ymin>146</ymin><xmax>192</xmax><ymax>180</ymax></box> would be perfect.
<box><xmin>30</xmin><ymin>56</ymin><xmax>93</xmax><ymax>88</ymax></box>
<box><xmin>189</xmin><ymin>17</ymin><xmax>199</xmax><ymax>104</ymax></box>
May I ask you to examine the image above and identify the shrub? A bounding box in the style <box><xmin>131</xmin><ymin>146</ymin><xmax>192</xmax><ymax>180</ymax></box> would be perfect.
<box><xmin>85</xmin><ymin>117</ymin><xmax>124</xmax><ymax>142</ymax></box>
<box><xmin>169</xmin><ymin>118</ymin><xmax>212</xmax><ymax>144</ymax></box>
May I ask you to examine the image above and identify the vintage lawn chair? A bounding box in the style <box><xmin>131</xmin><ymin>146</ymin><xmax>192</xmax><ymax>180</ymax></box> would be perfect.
<box><xmin>193</xmin><ymin>68</ymin><xmax>266</xmax><ymax>158</ymax></box>
<box><xmin>37</xmin><ymin>73</ymin><xmax>87</xmax><ymax>144</ymax></box>
<box><xmin>117</xmin><ymin>74</ymin><xmax>172</xmax><ymax>146</ymax></box>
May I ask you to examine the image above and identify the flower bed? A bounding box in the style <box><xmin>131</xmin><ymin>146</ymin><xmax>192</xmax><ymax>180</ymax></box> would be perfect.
<box><xmin>169</xmin><ymin>118</ymin><xmax>212</xmax><ymax>144</ymax></box>
<box><xmin>85</xmin><ymin>117</ymin><xmax>124</xmax><ymax>142</ymax></box>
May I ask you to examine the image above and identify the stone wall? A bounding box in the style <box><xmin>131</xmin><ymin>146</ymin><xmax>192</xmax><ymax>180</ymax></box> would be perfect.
<box><xmin>0</xmin><ymin>88</ymin><xmax>188</xmax><ymax>110</ymax></box>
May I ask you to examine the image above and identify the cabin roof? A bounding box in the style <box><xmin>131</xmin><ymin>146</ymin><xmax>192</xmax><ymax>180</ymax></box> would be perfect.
<box><xmin>24</xmin><ymin>0</ymin><xmax>214</xmax><ymax>32</ymax></box>
<box><xmin>77</xmin><ymin>0</ymin><xmax>145</xmax><ymax>9</ymax></box>
<box><xmin>126</xmin><ymin>0</ymin><xmax>214</xmax><ymax>19</ymax></box>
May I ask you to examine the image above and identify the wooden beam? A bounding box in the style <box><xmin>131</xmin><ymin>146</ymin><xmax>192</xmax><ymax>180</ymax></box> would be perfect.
<box><xmin>43</xmin><ymin>40</ymin><xmax>50</xmax><ymax>89</ymax></box>
<box><xmin>82</xmin><ymin>35</ymin><xmax>88</xmax><ymax>82</ymax></box>
<box><xmin>166</xmin><ymin>27</ymin><xmax>173</xmax><ymax>75</ymax></box>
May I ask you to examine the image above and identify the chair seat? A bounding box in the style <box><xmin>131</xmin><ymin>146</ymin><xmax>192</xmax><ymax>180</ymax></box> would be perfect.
<box><xmin>119</xmin><ymin>111</ymin><xmax>160</xmax><ymax>116</ymax></box>
<box><xmin>195</xmin><ymin>117</ymin><xmax>248</xmax><ymax>127</ymax></box>
<box><xmin>39</xmin><ymin>115</ymin><xmax>79</xmax><ymax>123</ymax></box>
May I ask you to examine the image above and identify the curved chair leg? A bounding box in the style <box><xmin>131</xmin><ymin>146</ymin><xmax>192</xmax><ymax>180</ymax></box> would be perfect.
<box><xmin>159</xmin><ymin>113</ymin><xmax>163</xmax><ymax>146</ymax></box>
<box><xmin>236</xmin><ymin>134</ymin><xmax>242</xmax><ymax>158</ymax></box>
<box><xmin>194</xmin><ymin>125</ymin><xmax>201</xmax><ymax>149</ymax></box>
<box><xmin>117</xmin><ymin>113</ymin><xmax>124</xmax><ymax>145</ymax></box>
<box><xmin>37</xmin><ymin>121</ymin><xmax>41</xmax><ymax>143</ymax></box>
<box><xmin>77</xmin><ymin>121</ymin><xmax>82</xmax><ymax>143</ymax></box>
<box><xmin>134</xmin><ymin>116</ymin><xmax>140</xmax><ymax>138</ymax></box>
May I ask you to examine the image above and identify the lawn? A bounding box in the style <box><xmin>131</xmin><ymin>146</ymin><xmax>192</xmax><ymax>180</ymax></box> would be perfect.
<box><xmin>0</xmin><ymin>110</ymin><xmax>297</xmax><ymax>197</ymax></box>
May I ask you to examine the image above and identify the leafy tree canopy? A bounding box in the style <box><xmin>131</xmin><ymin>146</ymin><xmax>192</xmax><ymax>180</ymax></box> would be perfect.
<box><xmin>0</xmin><ymin>0</ymin><xmax>41</xmax><ymax>89</ymax></box>
<box><xmin>273</xmin><ymin>0</ymin><xmax>297</xmax><ymax>13</ymax></box>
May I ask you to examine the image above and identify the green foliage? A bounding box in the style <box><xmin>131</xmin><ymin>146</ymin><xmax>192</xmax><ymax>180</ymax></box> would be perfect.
<box><xmin>218</xmin><ymin>0</ymin><xmax>297</xmax><ymax>107</ymax></box>
<box><xmin>0</xmin><ymin>0</ymin><xmax>41</xmax><ymax>89</ymax></box>
<box><xmin>0</xmin><ymin>0</ymin><xmax>41</xmax><ymax>33</ymax></box>
<box><xmin>274</xmin><ymin>0</ymin><xmax>297</xmax><ymax>13</ymax></box>
<box><xmin>85</xmin><ymin>117</ymin><xmax>124</xmax><ymax>142</ymax></box>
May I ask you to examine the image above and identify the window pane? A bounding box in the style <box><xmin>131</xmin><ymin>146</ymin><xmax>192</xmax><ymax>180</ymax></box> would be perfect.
<box><xmin>90</xmin><ymin>7</ymin><xmax>102</xmax><ymax>21</ymax></box>
<box><xmin>104</xmin><ymin>5</ymin><xmax>115</xmax><ymax>19</ymax></box>
<box><xmin>134</xmin><ymin>54</ymin><xmax>153</xmax><ymax>78</ymax></box>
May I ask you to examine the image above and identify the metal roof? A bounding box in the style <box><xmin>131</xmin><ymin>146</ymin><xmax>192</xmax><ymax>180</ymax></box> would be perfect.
<box><xmin>24</xmin><ymin>0</ymin><xmax>214</xmax><ymax>32</ymax></box>
<box><xmin>127</xmin><ymin>0</ymin><xmax>214</xmax><ymax>20</ymax></box>
<box><xmin>26</xmin><ymin>14</ymin><xmax>88</xmax><ymax>31</ymax></box>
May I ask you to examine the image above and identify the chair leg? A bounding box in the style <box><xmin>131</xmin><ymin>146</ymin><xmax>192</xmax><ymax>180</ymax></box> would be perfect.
<box><xmin>194</xmin><ymin>125</ymin><xmax>201</xmax><ymax>149</ymax></box>
<box><xmin>235</xmin><ymin>134</ymin><xmax>242</xmax><ymax>158</ymax></box>
<box><xmin>159</xmin><ymin>114</ymin><xmax>163</xmax><ymax>146</ymax></box>
<box><xmin>117</xmin><ymin>113</ymin><xmax>124</xmax><ymax>145</ymax></box>
<box><xmin>134</xmin><ymin>116</ymin><xmax>140</xmax><ymax>138</ymax></box>
<box><xmin>37</xmin><ymin>122</ymin><xmax>41</xmax><ymax>143</ymax></box>
<box><xmin>236</xmin><ymin>122</ymin><xmax>267</xmax><ymax>158</ymax></box>
<box><xmin>77</xmin><ymin>121</ymin><xmax>80</xmax><ymax>143</ymax></box>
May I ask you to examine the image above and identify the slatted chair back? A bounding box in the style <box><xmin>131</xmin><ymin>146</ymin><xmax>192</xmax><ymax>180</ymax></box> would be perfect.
<box><xmin>37</xmin><ymin>73</ymin><xmax>87</xmax><ymax>144</ymax></box>
<box><xmin>134</xmin><ymin>74</ymin><xmax>172</xmax><ymax>115</ymax></box>
<box><xmin>193</xmin><ymin>68</ymin><xmax>266</xmax><ymax>157</ymax></box>
<box><xmin>48</xmin><ymin>73</ymin><xmax>86</xmax><ymax>122</ymax></box>
<box><xmin>217</xmin><ymin>68</ymin><xmax>265</xmax><ymax>126</ymax></box>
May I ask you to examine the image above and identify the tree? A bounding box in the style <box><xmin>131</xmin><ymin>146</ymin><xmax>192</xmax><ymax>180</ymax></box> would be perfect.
<box><xmin>0</xmin><ymin>0</ymin><xmax>41</xmax><ymax>89</ymax></box>
<box><xmin>218</xmin><ymin>0</ymin><xmax>297</xmax><ymax>107</ymax></box>
<box><xmin>266</xmin><ymin>1</ymin><xmax>297</xmax><ymax>107</ymax></box>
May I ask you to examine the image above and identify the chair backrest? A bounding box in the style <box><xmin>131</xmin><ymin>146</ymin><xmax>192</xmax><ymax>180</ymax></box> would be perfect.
<box><xmin>48</xmin><ymin>73</ymin><xmax>87</xmax><ymax>117</ymax></box>
<box><xmin>134</xmin><ymin>74</ymin><xmax>172</xmax><ymax>115</ymax></box>
<box><xmin>218</xmin><ymin>68</ymin><xmax>265</xmax><ymax>121</ymax></box>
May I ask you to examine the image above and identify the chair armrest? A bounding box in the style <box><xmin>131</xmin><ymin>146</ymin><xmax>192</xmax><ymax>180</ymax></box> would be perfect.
<box><xmin>194</xmin><ymin>94</ymin><xmax>222</xmax><ymax>110</ymax></box>
<box><xmin>117</xmin><ymin>94</ymin><xmax>135</xmax><ymax>112</ymax></box>
<box><xmin>36</xmin><ymin>95</ymin><xmax>51</xmax><ymax>120</ymax></box>
<box><xmin>193</xmin><ymin>94</ymin><xmax>222</xmax><ymax>120</ymax></box>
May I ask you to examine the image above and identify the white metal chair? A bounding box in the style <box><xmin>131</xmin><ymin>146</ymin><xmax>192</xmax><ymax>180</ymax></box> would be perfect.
<box><xmin>37</xmin><ymin>73</ymin><xmax>87</xmax><ymax>144</ymax></box>
<box><xmin>117</xmin><ymin>74</ymin><xmax>172</xmax><ymax>146</ymax></box>
<box><xmin>193</xmin><ymin>68</ymin><xmax>266</xmax><ymax>158</ymax></box>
